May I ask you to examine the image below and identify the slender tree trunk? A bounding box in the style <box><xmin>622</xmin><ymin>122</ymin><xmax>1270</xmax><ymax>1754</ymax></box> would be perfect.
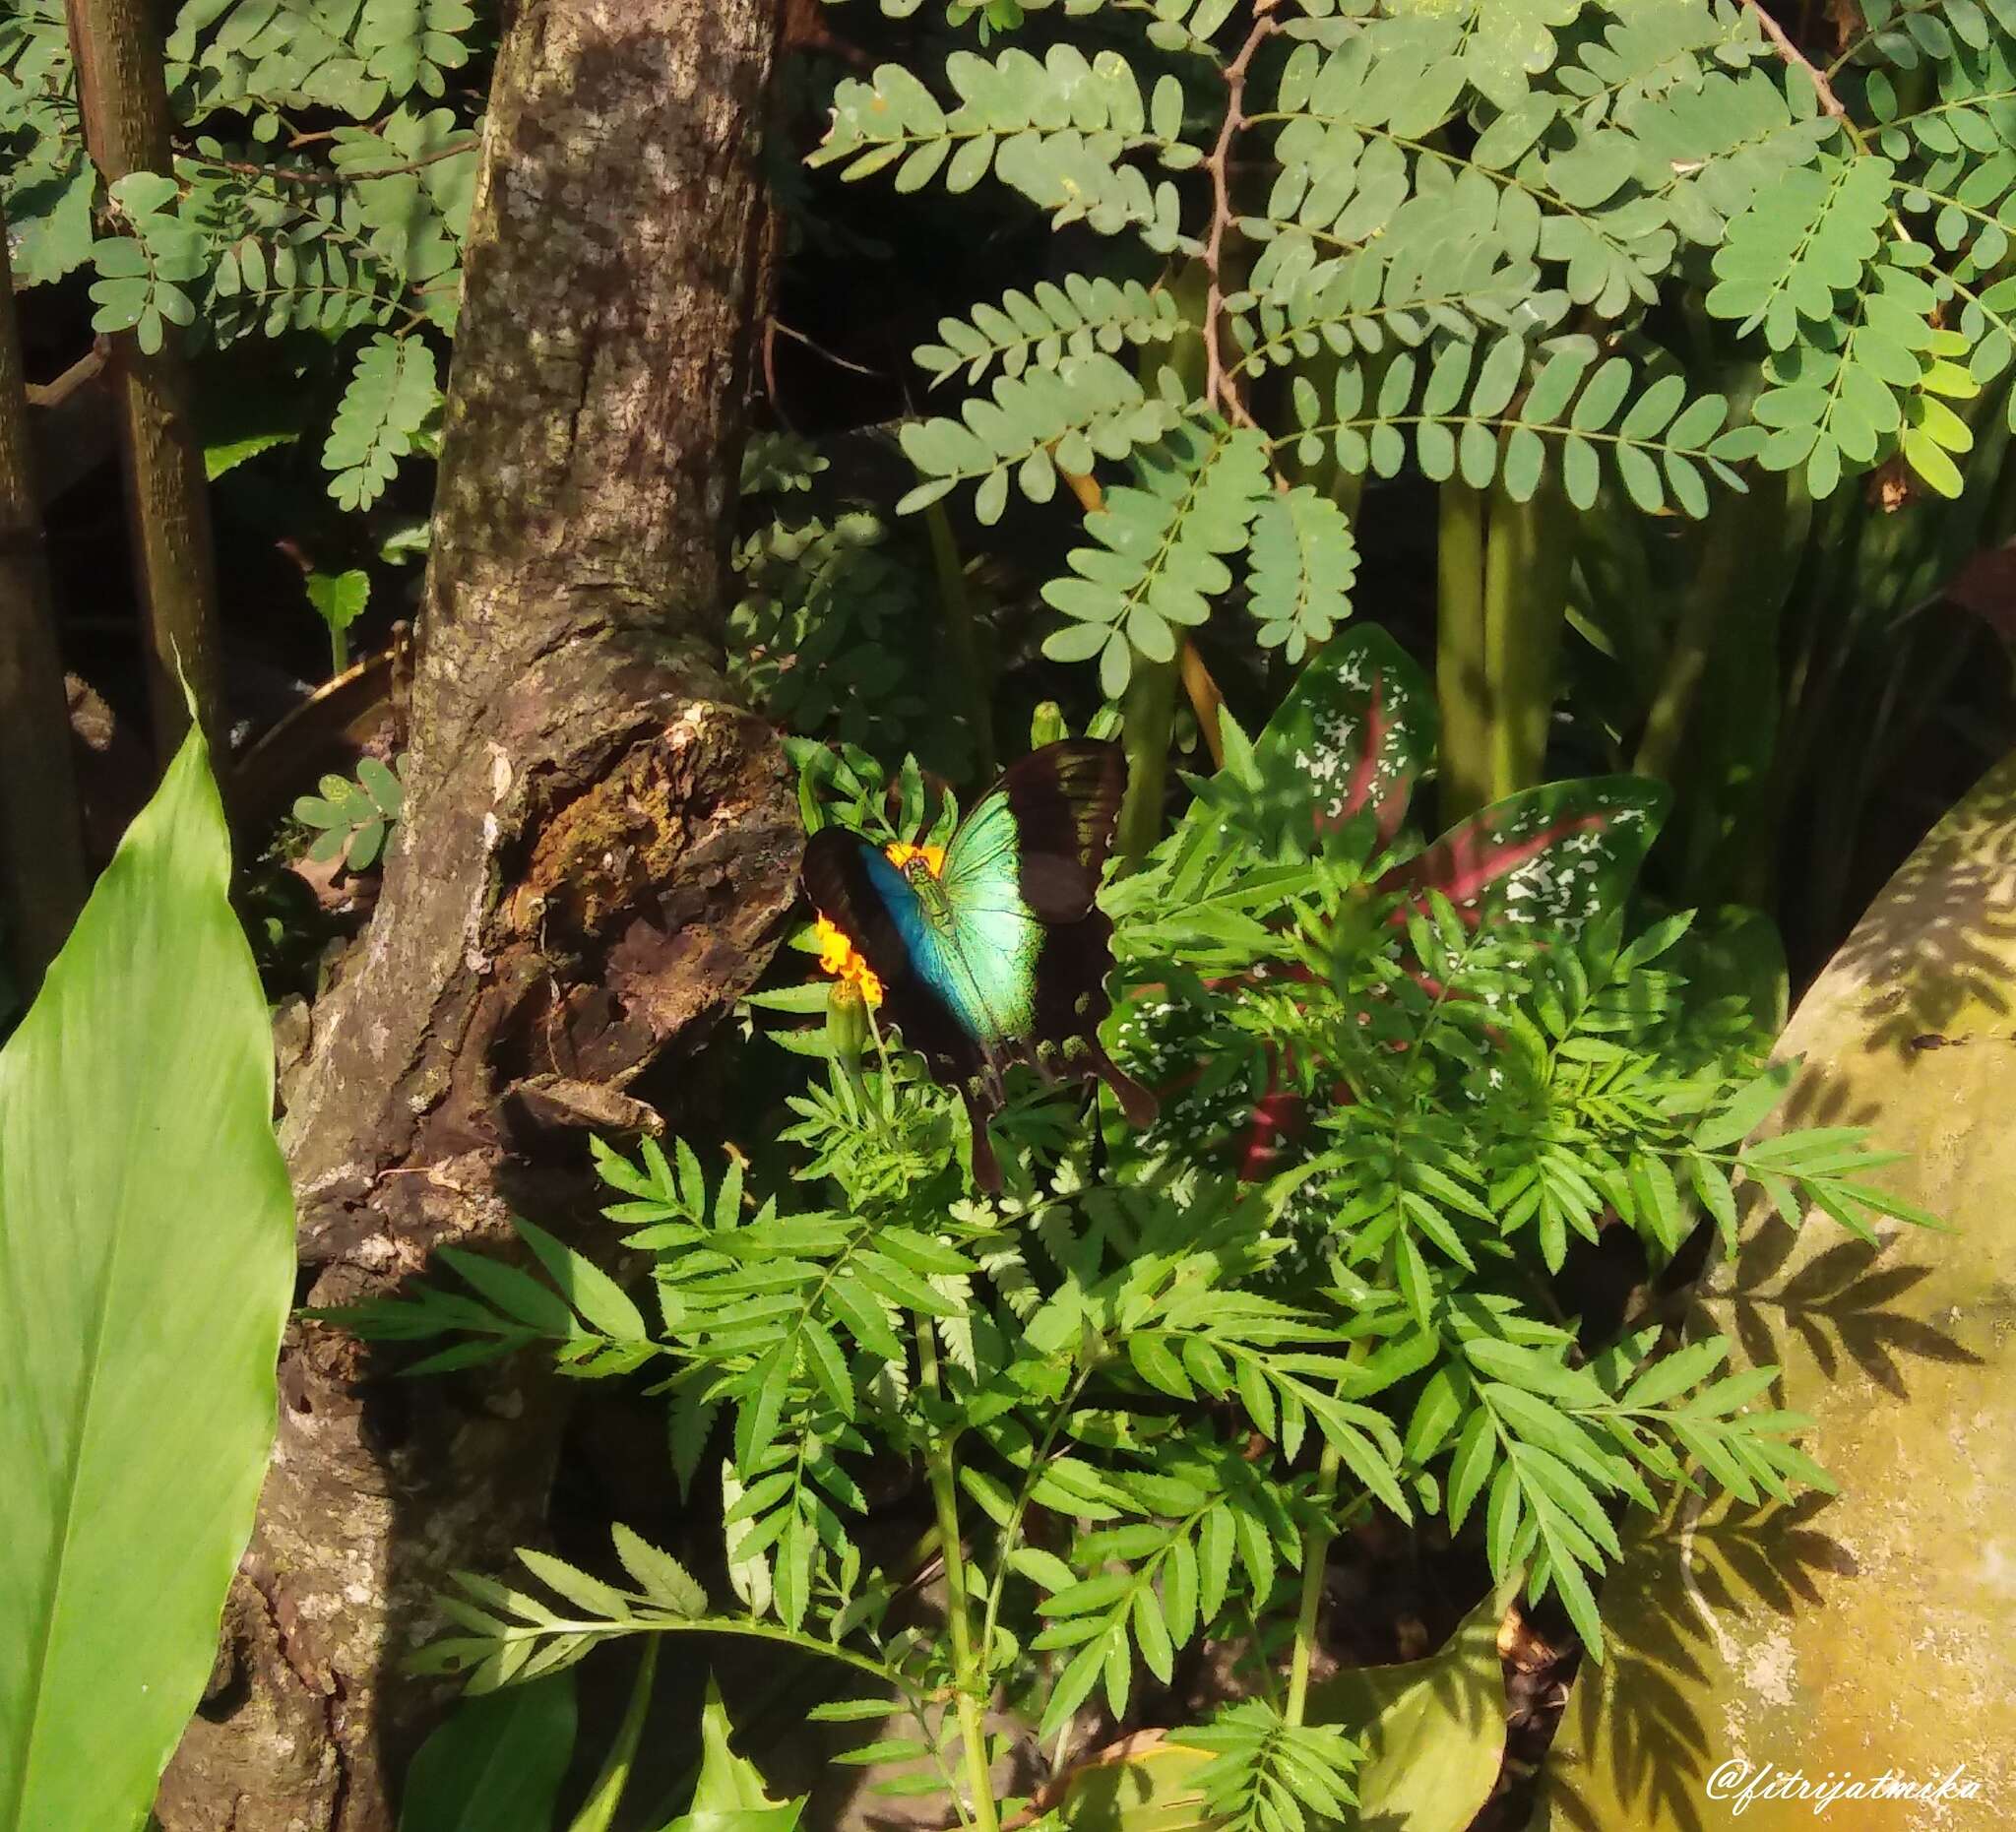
<box><xmin>155</xmin><ymin>6</ymin><xmax>792</xmax><ymax>1827</ymax></box>
<box><xmin>0</xmin><ymin>205</ymin><xmax>90</xmax><ymax>992</ymax></box>
<box><xmin>62</xmin><ymin>0</ymin><xmax>226</xmax><ymax>766</ymax></box>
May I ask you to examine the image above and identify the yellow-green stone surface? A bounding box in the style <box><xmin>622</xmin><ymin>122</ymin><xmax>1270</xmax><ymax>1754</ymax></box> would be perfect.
<box><xmin>1535</xmin><ymin>754</ymin><xmax>2016</xmax><ymax>1831</ymax></box>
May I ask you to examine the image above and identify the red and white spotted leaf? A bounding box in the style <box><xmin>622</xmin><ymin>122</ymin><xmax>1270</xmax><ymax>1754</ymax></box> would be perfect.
<box><xmin>1384</xmin><ymin>777</ymin><xmax>1669</xmax><ymax>934</ymax></box>
<box><xmin>1254</xmin><ymin>625</ymin><xmax>1436</xmax><ymax>847</ymax></box>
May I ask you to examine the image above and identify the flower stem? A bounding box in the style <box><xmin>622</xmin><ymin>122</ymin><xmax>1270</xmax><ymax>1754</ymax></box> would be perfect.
<box><xmin>918</xmin><ymin>1321</ymin><xmax>1000</xmax><ymax>1832</ymax></box>
<box><xmin>1284</xmin><ymin>1442</ymin><xmax>1343</xmax><ymax>1726</ymax></box>
<box><xmin>564</xmin><ymin>1638</ymin><xmax>659</xmax><ymax>1832</ymax></box>
<box><xmin>924</xmin><ymin>501</ymin><xmax>996</xmax><ymax>781</ymax></box>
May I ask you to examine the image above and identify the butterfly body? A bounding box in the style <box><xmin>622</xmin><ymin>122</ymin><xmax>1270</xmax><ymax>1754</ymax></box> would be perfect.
<box><xmin>805</xmin><ymin>740</ymin><xmax>1155</xmax><ymax>1186</ymax></box>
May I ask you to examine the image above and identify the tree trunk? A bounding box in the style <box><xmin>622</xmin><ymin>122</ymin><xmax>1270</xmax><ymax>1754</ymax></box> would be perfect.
<box><xmin>62</xmin><ymin>0</ymin><xmax>227</xmax><ymax>768</ymax></box>
<box><xmin>156</xmin><ymin>6</ymin><xmax>792</xmax><ymax>1827</ymax></box>
<box><xmin>0</xmin><ymin>200</ymin><xmax>90</xmax><ymax>994</ymax></box>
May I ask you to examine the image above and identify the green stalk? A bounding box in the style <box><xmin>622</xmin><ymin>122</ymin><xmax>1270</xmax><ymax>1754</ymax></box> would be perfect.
<box><xmin>978</xmin><ymin>1373</ymin><xmax>1090</xmax><ymax>1673</ymax></box>
<box><xmin>1482</xmin><ymin>478</ymin><xmax>1572</xmax><ymax>802</ymax></box>
<box><xmin>924</xmin><ymin>502</ymin><xmax>996</xmax><ymax>781</ymax></box>
<box><xmin>1632</xmin><ymin>528</ymin><xmax>1748</xmax><ymax>783</ymax></box>
<box><xmin>1438</xmin><ymin>476</ymin><xmax>1573</xmax><ymax>822</ymax></box>
<box><xmin>1116</xmin><ymin>655</ymin><xmax>1178</xmax><ymax>869</ymax></box>
<box><xmin>1435</xmin><ymin>480</ymin><xmax>1491</xmax><ymax>825</ymax></box>
<box><xmin>564</xmin><ymin>1639</ymin><xmax>659</xmax><ymax>1832</ymax></box>
<box><xmin>917</xmin><ymin>1322</ymin><xmax>999</xmax><ymax>1832</ymax></box>
<box><xmin>1283</xmin><ymin>1441</ymin><xmax>1342</xmax><ymax>1726</ymax></box>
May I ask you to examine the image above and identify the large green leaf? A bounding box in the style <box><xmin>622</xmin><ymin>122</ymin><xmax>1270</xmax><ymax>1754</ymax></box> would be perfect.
<box><xmin>1309</xmin><ymin>1577</ymin><xmax>1516</xmax><ymax>1830</ymax></box>
<box><xmin>0</xmin><ymin>727</ymin><xmax>295</xmax><ymax>1832</ymax></box>
<box><xmin>647</xmin><ymin>1675</ymin><xmax>806</xmax><ymax>1832</ymax></box>
<box><xmin>398</xmin><ymin>1673</ymin><xmax>579</xmax><ymax>1832</ymax></box>
<box><xmin>1058</xmin><ymin>1581</ymin><xmax>1514</xmax><ymax>1832</ymax></box>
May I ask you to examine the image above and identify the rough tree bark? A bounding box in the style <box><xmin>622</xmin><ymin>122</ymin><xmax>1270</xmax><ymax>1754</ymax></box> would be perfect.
<box><xmin>0</xmin><ymin>201</ymin><xmax>90</xmax><ymax>992</ymax></box>
<box><xmin>156</xmin><ymin>5</ymin><xmax>794</xmax><ymax>1827</ymax></box>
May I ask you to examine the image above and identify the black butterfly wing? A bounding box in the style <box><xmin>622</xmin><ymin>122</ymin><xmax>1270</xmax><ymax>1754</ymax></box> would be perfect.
<box><xmin>984</xmin><ymin>738</ymin><xmax>1129</xmax><ymax>920</ymax></box>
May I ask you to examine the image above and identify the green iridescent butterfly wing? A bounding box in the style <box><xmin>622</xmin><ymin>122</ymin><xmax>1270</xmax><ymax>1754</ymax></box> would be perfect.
<box><xmin>803</xmin><ymin>739</ymin><xmax>1155</xmax><ymax>1187</ymax></box>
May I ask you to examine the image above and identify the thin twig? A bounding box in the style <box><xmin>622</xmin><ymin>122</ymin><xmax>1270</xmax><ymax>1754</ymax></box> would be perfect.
<box><xmin>181</xmin><ymin>137</ymin><xmax>481</xmax><ymax>186</ymax></box>
<box><xmin>768</xmin><ymin>316</ymin><xmax>885</xmax><ymax>377</ymax></box>
<box><xmin>1203</xmin><ymin>1</ymin><xmax>1281</xmax><ymax>424</ymax></box>
<box><xmin>23</xmin><ymin>345</ymin><xmax>104</xmax><ymax>411</ymax></box>
<box><xmin>992</xmin><ymin>1732</ymin><xmax>1171</xmax><ymax>1832</ymax></box>
<box><xmin>1741</xmin><ymin>0</ymin><xmax>1847</xmax><ymax>117</ymax></box>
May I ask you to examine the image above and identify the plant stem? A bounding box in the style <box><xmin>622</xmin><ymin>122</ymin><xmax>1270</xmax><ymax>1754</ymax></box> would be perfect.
<box><xmin>1437</xmin><ymin>477</ymin><xmax>1571</xmax><ymax>822</ymax></box>
<box><xmin>1435</xmin><ymin>480</ymin><xmax>1491</xmax><ymax>825</ymax></box>
<box><xmin>1284</xmin><ymin>1442</ymin><xmax>1342</xmax><ymax>1726</ymax></box>
<box><xmin>1116</xmin><ymin>655</ymin><xmax>1178</xmax><ymax>868</ymax></box>
<box><xmin>564</xmin><ymin>1638</ymin><xmax>659</xmax><ymax>1832</ymax></box>
<box><xmin>917</xmin><ymin>1321</ymin><xmax>1000</xmax><ymax>1832</ymax></box>
<box><xmin>1202</xmin><ymin>1</ymin><xmax>1280</xmax><ymax>422</ymax></box>
<box><xmin>1482</xmin><ymin>478</ymin><xmax>1571</xmax><ymax>801</ymax></box>
<box><xmin>924</xmin><ymin>502</ymin><xmax>996</xmax><ymax>780</ymax></box>
<box><xmin>64</xmin><ymin>0</ymin><xmax>228</xmax><ymax>772</ymax></box>
<box><xmin>1633</xmin><ymin>502</ymin><xmax>1770</xmax><ymax>783</ymax></box>
<box><xmin>1179</xmin><ymin>640</ymin><xmax>1227</xmax><ymax>768</ymax></box>
<box><xmin>1740</xmin><ymin>0</ymin><xmax>1848</xmax><ymax>118</ymax></box>
<box><xmin>977</xmin><ymin>1372</ymin><xmax>1091</xmax><ymax>1673</ymax></box>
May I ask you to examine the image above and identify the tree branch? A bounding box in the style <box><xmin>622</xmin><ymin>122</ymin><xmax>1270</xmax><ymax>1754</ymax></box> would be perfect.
<box><xmin>1203</xmin><ymin>1</ymin><xmax>1279</xmax><ymax>424</ymax></box>
<box><xmin>1742</xmin><ymin>0</ymin><xmax>1848</xmax><ymax>118</ymax></box>
<box><xmin>63</xmin><ymin>0</ymin><xmax>226</xmax><ymax>769</ymax></box>
<box><xmin>179</xmin><ymin>136</ymin><xmax>481</xmax><ymax>186</ymax></box>
<box><xmin>0</xmin><ymin>202</ymin><xmax>89</xmax><ymax>991</ymax></box>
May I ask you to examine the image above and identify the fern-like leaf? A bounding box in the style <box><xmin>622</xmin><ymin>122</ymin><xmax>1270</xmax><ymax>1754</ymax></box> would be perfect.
<box><xmin>896</xmin><ymin>351</ymin><xmax>1185</xmax><ymax>521</ymax></box>
<box><xmin>1706</xmin><ymin>153</ymin><xmax>1897</xmax><ymax>348</ymax></box>
<box><xmin>1039</xmin><ymin>420</ymin><xmax>1272</xmax><ymax>695</ymax></box>
<box><xmin>1298</xmin><ymin>333</ymin><xmax>1756</xmax><ymax>514</ymax></box>
<box><xmin>1245</xmin><ymin>486</ymin><xmax>1356</xmax><ymax>661</ymax></box>
<box><xmin>916</xmin><ymin>275</ymin><xmax>1183</xmax><ymax>386</ymax></box>
<box><xmin>323</xmin><ymin>332</ymin><xmax>439</xmax><ymax>512</ymax></box>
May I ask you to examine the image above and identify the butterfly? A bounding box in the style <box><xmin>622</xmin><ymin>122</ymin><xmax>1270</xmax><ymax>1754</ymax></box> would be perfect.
<box><xmin>803</xmin><ymin>739</ymin><xmax>1157</xmax><ymax>1189</ymax></box>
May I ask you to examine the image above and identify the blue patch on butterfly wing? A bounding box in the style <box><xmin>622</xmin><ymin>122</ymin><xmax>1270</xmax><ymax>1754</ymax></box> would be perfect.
<box><xmin>859</xmin><ymin>846</ymin><xmax>1015</xmax><ymax>1045</ymax></box>
<box><xmin>932</xmin><ymin>797</ymin><xmax>1042</xmax><ymax>1030</ymax></box>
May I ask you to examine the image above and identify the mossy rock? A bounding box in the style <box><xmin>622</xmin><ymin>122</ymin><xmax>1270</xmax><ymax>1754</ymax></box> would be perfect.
<box><xmin>1534</xmin><ymin>754</ymin><xmax>2016</xmax><ymax>1829</ymax></box>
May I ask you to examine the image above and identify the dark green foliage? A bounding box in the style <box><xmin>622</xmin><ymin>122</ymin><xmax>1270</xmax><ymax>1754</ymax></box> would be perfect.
<box><xmin>730</xmin><ymin>436</ymin><xmax>977</xmax><ymax>775</ymax></box>
<box><xmin>339</xmin><ymin>634</ymin><xmax>1934</xmax><ymax>1819</ymax></box>
<box><xmin>2</xmin><ymin>0</ymin><xmax>478</xmax><ymax>531</ymax></box>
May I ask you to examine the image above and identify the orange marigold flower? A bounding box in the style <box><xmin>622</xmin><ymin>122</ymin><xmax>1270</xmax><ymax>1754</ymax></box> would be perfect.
<box><xmin>884</xmin><ymin>841</ymin><xmax>946</xmax><ymax>876</ymax></box>
<box><xmin>813</xmin><ymin>915</ymin><xmax>883</xmax><ymax>1008</ymax></box>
